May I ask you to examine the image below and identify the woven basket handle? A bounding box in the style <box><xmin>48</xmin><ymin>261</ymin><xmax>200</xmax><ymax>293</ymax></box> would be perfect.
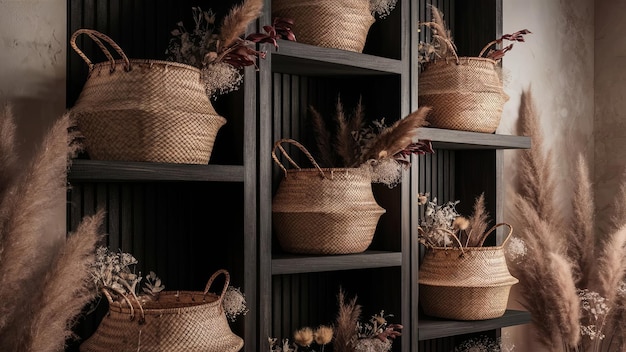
<box><xmin>203</xmin><ymin>269</ymin><xmax>230</xmax><ymax>303</ymax></box>
<box><xmin>476</xmin><ymin>222</ymin><xmax>513</xmax><ymax>247</ymax></box>
<box><xmin>271</xmin><ymin>138</ymin><xmax>326</xmax><ymax>179</ymax></box>
<box><xmin>70</xmin><ymin>28</ymin><xmax>131</xmax><ymax>72</ymax></box>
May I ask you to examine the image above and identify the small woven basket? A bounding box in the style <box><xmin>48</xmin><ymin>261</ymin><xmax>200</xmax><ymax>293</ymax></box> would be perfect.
<box><xmin>272</xmin><ymin>0</ymin><xmax>375</xmax><ymax>52</ymax></box>
<box><xmin>418</xmin><ymin>223</ymin><xmax>518</xmax><ymax>320</ymax></box>
<box><xmin>418</xmin><ymin>37</ymin><xmax>509</xmax><ymax>133</ymax></box>
<box><xmin>272</xmin><ymin>139</ymin><xmax>385</xmax><ymax>255</ymax></box>
<box><xmin>69</xmin><ymin>29</ymin><xmax>226</xmax><ymax>164</ymax></box>
<box><xmin>80</xmin><ymin>269</ymin><xmax>243</xmax><ymax>352</ymax></box>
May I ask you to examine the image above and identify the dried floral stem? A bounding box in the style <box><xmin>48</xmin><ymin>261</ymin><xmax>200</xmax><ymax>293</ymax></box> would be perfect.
<box><xmin>465</xmin><ymin>193</ymin><xmax>490</xmax><ymax>247</ymax></box>
<box><xmin>334</xmin><ymin>288</ymin><xmax>360</xmax><ymax>352</ymax></box>
<box><xmin>568</xmin><ymin>154</ymin><xmax>595</xmax><ymax>286</ymax></box>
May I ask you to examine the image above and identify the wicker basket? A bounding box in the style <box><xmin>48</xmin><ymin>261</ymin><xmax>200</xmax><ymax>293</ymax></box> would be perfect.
<box><xmin>272</xmin><ymin>0</ymin><xmax>375</xmax><ymax>52</ymax></box>
<box><xmin>418</xmin><ymin>223</ymin><xmax>518</xmax><ymax>320</ymax></box>
<box><xmin>418</xmin><ymin>43</ymin><xmax>509</xmax><ymax>133</ymax></box>
<box><xmin>69</xmin><ymin>29</ymin><xmax>226</xmax><ymax>164</ymax></box>
<box><xmin>80</xmin><ymin>269</ymin><xmax>243</xmax><ymax>352</ymax></box>
<box><xmin>271</xmin><ymin>139</ymin><xmax>385</xmax><ymax>255</ymax></box>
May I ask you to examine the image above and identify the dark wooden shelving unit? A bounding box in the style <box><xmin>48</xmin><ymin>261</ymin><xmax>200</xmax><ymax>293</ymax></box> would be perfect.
<box><xmin>418</xmin><ymin>310</ymin><xmax>532</xmax><ymax>341</ymax></box>
<box><xmin>68</xmin><ymin>160</ymin><xmax>245</xmax><ymax>182</ymax></box>
<box><xmin>272</xmin><ymin>251</ymin><xmax>402</xmax><ymax>275</ymax></box>
<box><xmin>65</xmin><ymin>0</ymin><xmax>531</xmax><ymax>351</ymax></box>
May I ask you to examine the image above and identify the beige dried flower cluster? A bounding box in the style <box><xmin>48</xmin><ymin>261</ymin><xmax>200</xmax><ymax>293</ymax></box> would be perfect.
<box><xmin>504</xmin><ymin>89</ymin><xmax>626</xmax><ymax>351</ymax></box>
<box><xmin>417</xmin><ymin>192</ymin><xmax>493</xmax><ymax>248</ymax></box>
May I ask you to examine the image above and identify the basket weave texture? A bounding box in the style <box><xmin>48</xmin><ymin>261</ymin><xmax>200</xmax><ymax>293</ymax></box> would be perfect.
<box><xmin>80</xmin><ymin>269</ymin><xmax>243</xmax><ymax>352</ymax></box>
<box><xmin>272</xmin><ymin>139</ymin><xmax>385</xmax><ymax>255</ymax></box>
<box><xmin>418</xmin><ymin>223</ymin><xmax>518</xmax><ymax>320</ymax></box>
<box><xmin>418</xmin><ymin>56</ymin><xmax>509</xmax><ymax>133</ymax></box>
<box><xmin>69</xmin><ymin>29</ymin><xmax>226</xmax><ymax>164</ymax></box>
<box><xmin>272</xmin><ymin>0</ymin><xmax>375</xmax><ymax>52</ymax></box>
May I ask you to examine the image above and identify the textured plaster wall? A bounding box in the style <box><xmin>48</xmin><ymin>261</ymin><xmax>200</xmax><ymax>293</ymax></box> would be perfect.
<box><xmin>500</xmin><ymin>0</ymin><xmax>595</xmax><ymax>351</ymax></box>
<box><xmin>0</xmin><ymin>0</ymin><xmax>67</xmax><ymax>243</ymax></box>
<box><xmin>594</xmin><ymin>0</ymin><xmax>626</xmax><ymax>236</ymax></box>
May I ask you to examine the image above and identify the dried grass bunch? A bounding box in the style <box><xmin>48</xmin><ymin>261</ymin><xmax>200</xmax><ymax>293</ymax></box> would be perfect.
<box><xmin>505</xmin><ymin>89</ymin><xmax>626</xmax><ymax>351</ymax></box>
<box><xmin>309</xmin><ymin>97</ymin><xmax>433</xmax><ymax>188</ymax></box>
<box><xmin>417</xmin><ymin>192</ymin><xmax>492</xmax><ymax>248</ymax></box>
<box><xmin>0</xmin><ymin>103</ymin><xmax>105</xmax><ymax>351</ymax></box>
<box><xmin>166</xmin><ymin>0</ymin><xmax>295</xmax><ymax>97</ymax></box>
<box><xmin>417</xmin><ymin>4</ymin><xmax>530</xmax><ymax>68</ymax></box>
<box><xmin>268</xmin><ymin>288</ymin><xmax>402</xmax><ymax>352</ymax></box>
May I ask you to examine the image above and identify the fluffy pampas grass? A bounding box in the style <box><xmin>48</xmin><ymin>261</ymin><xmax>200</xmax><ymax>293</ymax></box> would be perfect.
<box><xmin>0</xmin><ymin>103</ymin><xmax>104</xmax><ymax>352</ymax></box>
<box><xmin>506</xmin><ymin>89</ymin><xmax>626</xmax><ymax>351</ymax></box>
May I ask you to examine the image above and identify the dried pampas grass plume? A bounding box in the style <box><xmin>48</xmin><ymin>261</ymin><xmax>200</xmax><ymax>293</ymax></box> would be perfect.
<box><xmin>361</xmin><ymin>106</ymin><xmax>430</xmax><ymax>163</ymax></box>
<box><xmin>333</xmin><ymin>288</ymin><xmax>360</xmax><ymax>352</ymax></box>
<box><xmin>219</xmin><ymin>0</ymin><xmax>264</xmax><ymax>50</ymax></box>
<box><xmin>0</xmin><ymin>105</ymin><xmax>105</xmax><ymax>351</ymax></box>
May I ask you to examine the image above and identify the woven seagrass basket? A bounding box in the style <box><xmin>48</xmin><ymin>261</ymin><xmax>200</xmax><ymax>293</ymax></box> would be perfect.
<box><xmin>69</xmin><ymin>29</ymin><xmax>226</xmax><ymax>164</ymax></box>
<box><xmin>272</xmin><ymin>0</ymin><xmax>375</xmax><ymax>52</ymax></box>
<box><xmin>418</xmin><ymin>34</ymin><xmax>509</xmax><ymax>133</ymax></box>
<box><xmin>418</xmin><ymin>223</ymin><xmax>518</xmax><ymax>320</ymax></box>
<box><xmin>80</xmin><ymin>269</ymin><xmax>243</xmax><ymax>352</ymax></box>
<box><xmin>272</xmin><ymin>139</ymin><xmax>385</xmax><ymax>255</ymax></box>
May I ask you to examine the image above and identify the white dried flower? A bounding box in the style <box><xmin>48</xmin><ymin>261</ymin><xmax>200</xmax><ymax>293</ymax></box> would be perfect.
<box><xmin>418</xmin><ymin>197</ymin><xmax>460</xmax><ymax>247</ymax></box>
<box><xmin>578</xmin><ymin>289</ymin><xmax>609</xmax><ymax>341</ymax></box>
<box><xmin>201</xmin><ymin>62</ymin><xmax>243</xmax><ymax>98</ymax></box>
<box><xmin>370</xmin><ymin>0</ymin><xmax>397</xmax><ymax>18</ymax></box>
<box><xmin>223</xmin><ymin>286</ymin><xmax>249</xmax><ymax>322</ymax></box>
<box><xmin>505</xmin><ymin>237</ymin><xmax>527</xmax><ymax>262</ymax></box>
<box><xmin>454</xmin><ymin>335</ymin><xmax>513</xmax><ymax>352</ymax></box>
<box><xmin>365</xmin><ymin>157</ymin><xmax>403</xmax><ymax>188</ymax></box>
<box><xmin>353</xmin><ymin>338</ymin><xmax>391</xmax><ymax>352</ymax></box>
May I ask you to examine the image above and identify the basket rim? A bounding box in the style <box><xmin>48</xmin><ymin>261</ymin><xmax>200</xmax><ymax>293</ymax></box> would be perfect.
<box><xmin>418</xmin><ymin>278</ymin><xmax>519</xmax><ymax>288</ymax></box>
<box><xmin>108</xmin><ymin>290</ymin><xmax>221</xmax><ymax>315</ymax></box>
<box><xmin>90</xmin><ymin>58</ymin><xmax>201</xmax><ymax>73</ymax></box>
<box><xmin>424</xmin><ymin>55</ymin><xmax>498</xmax><ymax>67</ymax></box>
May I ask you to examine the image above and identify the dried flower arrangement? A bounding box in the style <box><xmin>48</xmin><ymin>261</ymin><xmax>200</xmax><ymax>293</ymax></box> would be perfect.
<box><xmin>88</xmin><ymin>246</ymin><xmax>248</xmax><ymax>322</ymax></box>
<box><xmin>268</xmin><ymin>289</ymin><xmax>402</xmax><ymax>352</ymax></box>
<box><xmin>417</xmin><ymin>192</ymin><xmax>493</xmax><ymax>248</ymax></box>
<box><xmin>0</xmin><ymin>104</ymin><xmax>105</xmax><ymax>352</ymax></box>
<box><xmin>165</xmin><ymin>0</ymin><xmax>295</xmax><ymax>97</ymax></box>
<box><xmin>453</xmin><ymin>334</ymin><xmax>515</xmax><ymax>352</ymax></box>
<box><xmin>504</xmin><ymin>89</ymin><xmax>626</xmax><ymax>351</ymax></box>
<box><xmin>417</xmin><ymin>4</ymin><xmax>531</xmax><ymax>68</ymax></box>
<box><xmin>309</xmin><ymin>97</ymin><xmax>434</xmax><ymax>188</ymax></box>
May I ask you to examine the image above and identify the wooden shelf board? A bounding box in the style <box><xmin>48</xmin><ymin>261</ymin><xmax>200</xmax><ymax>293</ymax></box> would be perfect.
<box><xmin>417</xmin><ymin>128</ymin><xmax>531</xmax><ymax>150</ymax></box>
<box><xmin>68</xmin><ymin>160</ymin><xmax>245</xmax><ymax>182</ymax></box>
<box><xmin>418</xmin><ymin>309</ymin><xmax>532</xmax><ymax>340</ymax></box>
<box><xmin>270</xmin><ymin>40</ymin><xmax>403</xmax><ymax>76</ymax></box>
<box><xmin>272</xmin><ymin>250</ymin><xmax>402</xmax><ymax>275</ymax></box>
